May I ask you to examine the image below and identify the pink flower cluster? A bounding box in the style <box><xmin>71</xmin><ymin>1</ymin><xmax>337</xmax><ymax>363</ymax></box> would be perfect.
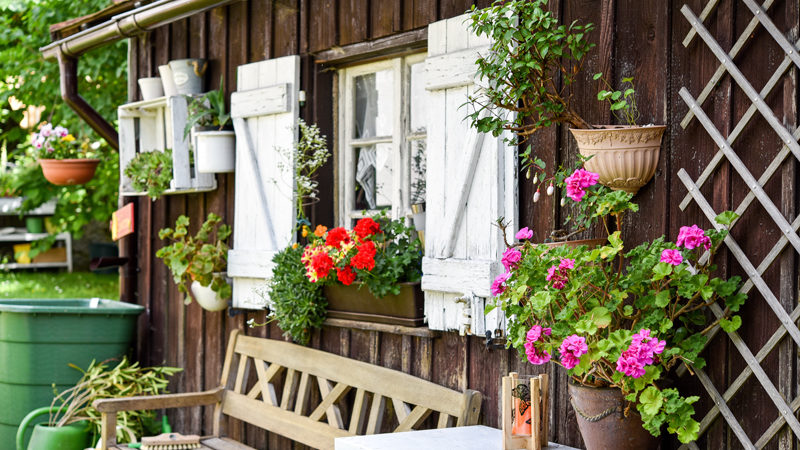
<box><xmin>660</xmin><ymin>248</ymin><xmax>683</xmax><ymax>266</ymax></box>
<box><xmin>32</xmin><ymin>124</ymin><xmax>69</xmax><ymax>152</ymax></box>
<box><xmin>564</xmin><ymin>169</ymin><xmax>600</xmax><ymax>202</ymax></box>
<box><xmin>490</xmin><ymin>272</ymin><xmax>510</xmax><ymax>296</ymax></box>
<box><xmin>546</xmin><ymin>258</ymin><xmax>574</xmax><ymax>290</ymax></box>
<box><xmin>524</xmin><ymin>325</ymin><xmax>551</xmax><ymax>365</ymax></box>
<box><xmin>516</xmin><ymin>227</ymin><xmax>533</xmax><ymax>240</ymax></box>
<box><xmin>676</xmin><ymin>225</ymin><xmax>710</xmax><ymax>250</ymax></box>
<box><xmin>559</xmin><ymin>335</ymin><xmax>588</xmax><ymax>369</ymax></box>
<box><xmin>615</xmin><ymin>329</ymin><xmax>666</xmax><ymax>378</ymax></box>
<box><xmin>501</xmin><ymin>247</ymin><xmax>522</xmax><ymax>271</ymax></box>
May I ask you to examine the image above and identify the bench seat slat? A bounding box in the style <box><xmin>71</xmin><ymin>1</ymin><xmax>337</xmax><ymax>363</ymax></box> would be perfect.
<box><xmin>222</xmin><ymin>391</ymin><xmax>350</xmax><ymax>450</ymax></box>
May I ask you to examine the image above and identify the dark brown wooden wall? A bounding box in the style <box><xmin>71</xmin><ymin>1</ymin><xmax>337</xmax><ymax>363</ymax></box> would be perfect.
<box><xmin>124</xmin><ymin>1</ymin><xmax>799</xmax><ymax>448</ymax></box>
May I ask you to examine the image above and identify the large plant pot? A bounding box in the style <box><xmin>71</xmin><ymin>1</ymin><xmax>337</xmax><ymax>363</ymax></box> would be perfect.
<box><xmin>191</xmin><ymin>281</ymin><xmax>228</xmax><ymax>312</ymax></box>
<box><xmin>169</xmin><ymin>58</ymin><xmax>207</xmax><ymax>94</ymax></box>
<box><xmin>568</xmin><ymin>383</ymin><xmax>659</xmax><ymax>450</ymax></box>
<box><xmin>195</xmin><ymin>130</ymin><xmax>235</xmax><ymax>173</ymax></box>
<box><xmin>569</xmin><ymin>125</ymin><xmax>665</xmax><ymax>195</ymax></box>
<box><xmin>323</xmin><ymin>282</ymin><xmax>425</xmax><ymax>327</ymax></box>
<box><xmin>39</xmin><ymin>159</ymin><xmax>100</xmax><ymax>186</ymax></box>
<box><xmin>16</xmin><ymin>407</ymin><xmax>90</xmax><ymax>450</ymax></box>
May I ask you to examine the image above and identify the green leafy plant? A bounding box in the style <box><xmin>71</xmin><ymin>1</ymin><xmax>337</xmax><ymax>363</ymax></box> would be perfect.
<box><xmin>255</xmin><ymin>245</ymin><xmax>328</xmax><ymax>345</ymax></box>
<box><xmin>489</xmin><ymin>166</ymin><xmax>747</xmax><ymax>443</ymax></box>
<box><xmin>124</xmin><ymin>149</ymin><xmax>173</xmax><ymax>199</ymax></box>
<box><xmin>32</xmin><ymin>124</ymin><xmax>93</xmax><ymax>159</ymax></box>
<box><xmin>467</xmin><ymin>0</ymin><xmax>595</xmax><ymax>142</ymax></box>
<box><xmin>157</xmin><ymin>213</ymin><xmax>232</xmax><ymax>303</ymax></box>
<box><xmin>183</xmin><ymin>77</ymin><xmax>230</xmax><ymax>139</ymax></box>
<box><xmin>49</xmin><ymin>357</ymin><xmax>181</xmax><ymax>444</ymax></box>
<box><xmin>594</xmin><ymin>73</ymin><xmax>640</xmax><ymax>126</ymax></box>
<box><xmin>301</xmin><ymin>214</ymin><xmax>423</xmax><ymax>298</ymax></box>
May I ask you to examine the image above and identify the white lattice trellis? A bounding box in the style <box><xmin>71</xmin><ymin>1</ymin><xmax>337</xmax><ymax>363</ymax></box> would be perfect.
<box><xmin>679</xmin><ymin>1</ymin><xmax>799</xmax><ymax>448</ymax></box>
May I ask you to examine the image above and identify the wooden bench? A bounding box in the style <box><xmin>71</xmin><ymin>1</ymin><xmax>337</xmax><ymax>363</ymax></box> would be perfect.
<box><xmin>93</xmin><ymin>330</ymin><xmax>482</xmax><ymax>450</ymax></box>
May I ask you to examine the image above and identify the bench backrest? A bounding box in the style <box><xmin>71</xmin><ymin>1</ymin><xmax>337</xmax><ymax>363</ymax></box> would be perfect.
<box><xmin>216</xmin><ymin>330</ymin><xmax>481</xmax><ymax>450</ymax></box>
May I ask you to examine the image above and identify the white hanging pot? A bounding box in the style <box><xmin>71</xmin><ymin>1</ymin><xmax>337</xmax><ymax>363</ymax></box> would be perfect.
<box><xmin>190</xmin><ymin>280</ymin><xmax>228</xmax><ymax>311</ymax></box>
<box><xmin>194</xmin><ymin>130</ymin><xmax>235</xmax><ymax>173</ymax></box>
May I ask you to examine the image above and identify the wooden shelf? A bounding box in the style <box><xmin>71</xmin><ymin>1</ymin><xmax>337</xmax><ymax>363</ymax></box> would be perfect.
<box><xmin>0</xmin><ymin>228</ymin><xmax>72</xmax><ymax>272</ymax></box>
<box><xmin>0</xmin><ymin>262</ymin><xmax>71</xmax><ymax>270</ymax></box>
<box><xmin>323</xmin><ymin>318</ymin><xmax>440</xmax><ymax>338</ymax></box>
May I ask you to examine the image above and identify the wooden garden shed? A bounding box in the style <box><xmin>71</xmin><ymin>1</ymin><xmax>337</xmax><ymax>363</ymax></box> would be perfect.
<box><xmin>42</xmin><ymin>0</ymin><xmax>800</xmax><ymax>448</ymax></box>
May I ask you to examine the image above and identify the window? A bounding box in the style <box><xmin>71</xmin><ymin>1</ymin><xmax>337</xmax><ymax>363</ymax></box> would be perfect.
<box><xmin>337</xmin><ymin>53</ymin><xmax>427</xmax><ymax>226</ymax></box>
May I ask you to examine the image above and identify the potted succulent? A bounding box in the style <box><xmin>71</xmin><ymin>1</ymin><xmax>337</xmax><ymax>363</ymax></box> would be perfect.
<box><xmin>183</xmin><ymin>77</ymin><xmax>234</xmax><ymax>174</ymax></box>
<box><xmin>16</xmin><ymin>357</ymin><xmax>179</xmax><ymax>450</ymax></box>
<box><xmin>123</xmin><ymin>149</ymin><xmax>173</xmax><ymax>199</ymax></box>
<box><xmin>489</xmin><ymin>166</ymin><xmax>747</xmax><ymax>448</ymax></box>
<box><xmin>156</xmin><ymin>213</ymin><xmax>232</xmax><ymax>312</ymax></box>
<box><xmin>468</xmin><ymin>0</ymin><xmax>664</xmax><ymax>195</ymax></box>
<box><xmin>33</xmin><ymin>124</ymin><xmax>100</xmax><ymax>186</ymax></box>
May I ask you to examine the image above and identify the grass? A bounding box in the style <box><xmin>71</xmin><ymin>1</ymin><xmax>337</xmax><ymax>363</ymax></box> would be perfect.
<box><xmin>0</xmin><ymin>271</ymin><xmax>119</xmax><ymax>299</ymax></box>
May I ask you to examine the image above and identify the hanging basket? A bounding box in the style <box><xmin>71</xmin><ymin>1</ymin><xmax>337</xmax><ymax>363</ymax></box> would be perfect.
<box><xmin>39</xmin><ymin>159</ymin><xmax>100</xmax><ymax>186</ymax></box>
<box><xmin>569</xmin><ymin>125</ymin><xmax>665</xmax><ymax>195</ymax></box>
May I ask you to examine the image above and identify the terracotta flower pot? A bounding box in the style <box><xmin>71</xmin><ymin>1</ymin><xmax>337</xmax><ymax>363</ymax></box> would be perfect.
<box><xmin>39</xmin><ymin>159</ymin><xmax>100</xmax><ymax>186</ymax></box>
<box><xmin>568</xmin><ymin>382</ymin><xmax>660</xmax><ymax>450</ymax></box>
<box><xmin>569</xmin><ymin>125</ymin><xmax>666</xmax><ymax>195</ymax></box>
<box><xmin>323</xmin><ymin>282</ymin><xmax>424</xmax><ymax>327</ymax></box>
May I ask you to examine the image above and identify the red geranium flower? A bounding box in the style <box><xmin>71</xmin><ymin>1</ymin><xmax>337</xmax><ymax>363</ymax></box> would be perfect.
<box><xmin>309</xmin><ymin>252</ymin><xmax>334</xmax><ymax>280</ymax></box>
<box><xmin>354</xmin><ymin>217</ymin><xmax>381</xmax><ymax>239</ymax></box>
<box><xmin>351</xmin><ymin>240</ymin><xmax>377</xmax><ymax>271</ymax></box>
<box><xmin>325</xmin><ymin>227</ymin><xmax>351</xmax><ymax>248</ymax></box>
<box><xmin>336</xmin><ymin>265</ymin><xmax>356</xmax><ymax>285</ymax></box>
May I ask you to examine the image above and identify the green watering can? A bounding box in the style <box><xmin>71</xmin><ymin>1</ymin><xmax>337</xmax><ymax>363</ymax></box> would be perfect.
<box><xmin>15</xmin><ymin>406</ymin><xmax>91</xmax><ymax>450</ymax></box>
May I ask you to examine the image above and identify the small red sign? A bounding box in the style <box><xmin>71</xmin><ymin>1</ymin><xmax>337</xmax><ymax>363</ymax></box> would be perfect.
<box><xmin>111</xmin><ymin>203</ymin><xmax>134</xmax><ymax>241</ymax></box>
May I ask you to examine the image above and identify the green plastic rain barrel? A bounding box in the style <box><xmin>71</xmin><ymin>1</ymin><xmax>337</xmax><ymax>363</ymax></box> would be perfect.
<box><xmin>0</xmin><ymin>298</ymin><xmax>144</xmax><ymax>449</ymax></box>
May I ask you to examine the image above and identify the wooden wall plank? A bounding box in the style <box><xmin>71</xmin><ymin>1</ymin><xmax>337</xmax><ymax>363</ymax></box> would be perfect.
<box><xmin>339</xmin><ymin>0</ymin><xmax>369</xmax><ymax>45</ymax></box>
<box><xmin>274</xmin><ymin>0</ymin><xmax>299</xmax><ymax>57</ymax></box>
<box><xmin>403</xmin><ymin>0</ymin><xmax>436</xmax><ymax>30</ymax></box>
<box><xmin>249</xmin><ymin>0</ymin><xmax>272</xmax><ymax>61</ymax></box>
<box><xmin>370</xmin><ymin>0</ymin><xmax>398</xmax><ymax>39</ymax></box>
<box><xmin>308</xmin><ymin>0</ymin><xmax>336</xmax><ymax>52</ymax></box>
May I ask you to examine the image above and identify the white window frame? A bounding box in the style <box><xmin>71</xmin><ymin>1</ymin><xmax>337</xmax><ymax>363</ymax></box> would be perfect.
<box><xmin>337</xmin><ymin>52</ymin><xmax>427</xmax><ymax>226</ymax></box>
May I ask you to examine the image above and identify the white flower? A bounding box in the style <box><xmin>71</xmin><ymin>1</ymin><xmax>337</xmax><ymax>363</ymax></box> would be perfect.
<box><xmin>546</xmin><ymin>183</ymin><xmax>554</xmax><ymax>196</ymax></box>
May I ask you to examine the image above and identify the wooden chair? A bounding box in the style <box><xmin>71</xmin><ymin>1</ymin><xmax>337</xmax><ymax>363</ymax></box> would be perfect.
<box><xmin>93</xmin><ymin>330</ymin><xmax>482</xmax><ymax>449</ymax></box>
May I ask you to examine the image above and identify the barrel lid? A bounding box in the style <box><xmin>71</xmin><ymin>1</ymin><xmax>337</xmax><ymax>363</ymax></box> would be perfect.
<box><xmin>0</xmin><ymin>298</ymin><xmax>144</xmax><ymax>314</ymax></box>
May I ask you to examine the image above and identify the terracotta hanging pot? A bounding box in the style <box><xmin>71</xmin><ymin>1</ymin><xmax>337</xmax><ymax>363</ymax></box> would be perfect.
<box><xmin>568</xmin><ymin>382</ymin><xmax>660</xmax><ymax>450</ymax></box>
<box><xmin>569</xmin><ymin>125</ymin><xmax>666</xmax><ymax>195</ymax></box>
<box><xmin>39</xmin><ymin>159</ymin><xmax>100</xmax><ymax>186</ymax></box>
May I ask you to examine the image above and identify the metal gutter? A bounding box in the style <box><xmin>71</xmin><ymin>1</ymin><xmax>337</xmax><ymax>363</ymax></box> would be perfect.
<box><xmin>40</xmin><ymin>0</ymin><xmax>241</xmax><ymax>149</ymax></box>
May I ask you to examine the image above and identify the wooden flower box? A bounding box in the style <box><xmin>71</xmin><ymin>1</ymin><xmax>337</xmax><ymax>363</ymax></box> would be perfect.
<box><xmin>323</xmin><ymin>282</ymin><xmax>425</xmax><ymax>327</ymax></box>
<box><xmin>118</xmin><ymin>95</ymin><xmax>217</xmax><ymax>196</ymax></box>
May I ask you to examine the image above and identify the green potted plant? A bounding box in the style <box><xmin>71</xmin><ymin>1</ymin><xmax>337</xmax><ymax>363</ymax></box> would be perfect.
<box><xmin>183</xmin><ymin>77</ymin><xmax>234</xmax><ymax>174</ymax></box>
<box><xmin>156</xmin><ymin>212</ymin><xmax>232</xmax><ymax>311</ymax></box>
<box><xmin>489</xmin><ymin>165</ymin><xmax>747</xmax><ymax>448</ymax></box>
<box><xmin>468</xmin><ymin>0</ymin><xmax>664</xmax><ymax>195</ymax></box>
<box><xmin>33</xmin><ymin>124</ymin><xmax>100</xmax><ymax>186</ymax></box>
<box><xmin>123</xmin><ymin>149</ymin><xmax>173</xmax><ymax>199</ymax></box>
<box><xmin>16</xmin><ymin>357</ymin><xmax>180</xmax><ymax>450</ymax></box>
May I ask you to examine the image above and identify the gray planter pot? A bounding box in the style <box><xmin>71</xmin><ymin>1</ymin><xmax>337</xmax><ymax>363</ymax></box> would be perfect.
<box><xmin>169</xmin><ymin>58</ymin><xmax>207</xmax><ymax>94</ymax></box>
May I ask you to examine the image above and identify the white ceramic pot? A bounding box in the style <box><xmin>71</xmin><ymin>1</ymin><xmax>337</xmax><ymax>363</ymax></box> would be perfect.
<box><xmin>194</xmin><ymin>130</ymin><xmax>235</xmax><ymax>173</ymax></box>
<box><xmin>569</xmin><ymin>125</ymin><xmax>666</xmax><ymax>195</ymax></box>
<box><xmin>138</xmin><ymin>77</ymin><xmax>164</xmax><ymax>100</ymax></box>
<box><xmin>158</xmin><ymin>65</ymin><xmax>178</xmax><ymax>97</ymax></box>
<box><xmin>191</xmin><ymin>280</ymin><xmax>228</xmax><ymax>311</ymax></box>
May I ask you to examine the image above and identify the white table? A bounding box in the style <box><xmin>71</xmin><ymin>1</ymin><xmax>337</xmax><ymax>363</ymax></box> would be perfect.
<box><xmin>334</xmin><ymin>425</ymin><xmax>581</xmax><ymax>450</ymax></box>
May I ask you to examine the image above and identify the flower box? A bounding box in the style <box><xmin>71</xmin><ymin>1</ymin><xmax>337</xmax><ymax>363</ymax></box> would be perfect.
<box><xmin>323</xmin><ymin>282</ymin><xmax>424</xmax><ymax>327</ymax></box>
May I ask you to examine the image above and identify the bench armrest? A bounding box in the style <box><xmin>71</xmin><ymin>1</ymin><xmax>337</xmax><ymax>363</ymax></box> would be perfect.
<box><xmin>93</xmin><ymin>386</ymin><xmax>224</xmax><ymax>412</ymax></box>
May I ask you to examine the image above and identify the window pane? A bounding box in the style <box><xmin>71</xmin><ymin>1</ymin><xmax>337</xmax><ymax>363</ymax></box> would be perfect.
<box><xmin>410</xmin><ymin>139</ymin><xmax>426</xmax><ymax>205</ymax></box>
<box><xmin>409</xmin><ymin>62</ymin><xmax>426</xmax><ymax>134</ymax></box>
<box><xmin>354</xmin><ymin>144</ymin><xmax>393</xmax><ymax>210</ymax></box>
<box><xmin>354</xmin><ymin>70</ymin><xmax>394</xmax><ymax>139</ymax></box>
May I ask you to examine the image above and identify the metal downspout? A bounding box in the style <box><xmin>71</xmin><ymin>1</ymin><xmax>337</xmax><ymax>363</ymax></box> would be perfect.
<box><xmin>57</xmin><ymin>52</ymin><xmax>120</xmax><ymax>149</ymax></box>
<box><xmin>42</xmin><ymin>0</ymin><xmax>242</xmax><ymax>150</ymax></box>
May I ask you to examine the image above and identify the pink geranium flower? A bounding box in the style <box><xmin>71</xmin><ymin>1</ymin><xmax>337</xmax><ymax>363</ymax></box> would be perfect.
<box><xmin>526</xmin><ymin>325</ymin><xmax>551</xmax><ymax>343</ymax></box>
<box><xmin>676</xmin><ymin>225</ymin><xmax>711</xmax><ymax>250</ymax></box>
<box><xmin>564</xmin><ymin>169</ymin><xmax>600</xmax><ymax>202</ymax></box>
<box><xmin>559</xmin><ymin>335</ymin><xmax>588</xmax><ymax>369</ymax></box>
<box><xmin>615</xmin><ymin>329</ymin><xmax>666</xmax><ymax>378</ymax></box>
<box><xmin>660</xmin><ymin>249</ymin><xmax>683</xmax><ymax>266</ymax></box>
<box><xmin>524</xmin><ymin>325</ymin><xmax>552</xmax><ymax>365</ymax></box>
<box><xmin>501</xmin><ymin>247</ymin><xmax>522</xmax><ymax>271</ymax></box>
<box><xmin>515</xmin><ymin>227</ymin><xmax>533</xmax><ymax>240</ymax></box>
<box><xmin>491</xmin><ymin>272</ymin><xmax>511</xmax><ymax>296</ymax></box>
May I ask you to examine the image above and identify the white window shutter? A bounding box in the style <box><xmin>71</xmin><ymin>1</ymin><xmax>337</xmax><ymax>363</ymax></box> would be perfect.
<box><xmin>228</xmin><ymin>55</ymin><xmax>300</xmax><ymax>309</ymax></box>
<box><xmin>422</xmin><ymin>14</ymin><xmax>517</xmax><ymax>335</ymax></box>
